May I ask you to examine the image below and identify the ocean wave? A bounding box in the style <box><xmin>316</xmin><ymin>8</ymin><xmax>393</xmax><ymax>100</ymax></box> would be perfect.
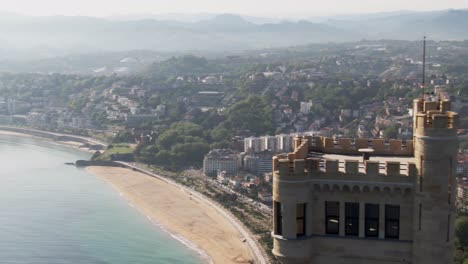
<box><xmin>123</xmin><ymin>196</ymin><xmax>213</xmax><ymax>264</ymax></box>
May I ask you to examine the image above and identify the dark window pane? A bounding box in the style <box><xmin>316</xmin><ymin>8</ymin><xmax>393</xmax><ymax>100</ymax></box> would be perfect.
<box><xmin>346</xmin><ymin>203</ymin><xmax>359</xmax><ymax>217</ymax></box>
<box><xmin>275</xmin><ymin>201</ymin><xmax>282</xmax><ymax>235</ymax></box>
<box><xmin>297</xmin><ymin>219</ymin><xmax>305</xmax><ymax>236</ymax></box>
<box><xmin>296</xmin><ymin>203</ymin><xmax>306</xmax><ymax>237</ymax></box>
<box><xmin>366</xmin><ymin>219</ymin><xmax>379</xmax><ymax>237</ymax></box>
<box><xmin>365</xmin><ymin>204</ymin><xmax>379</xmax><ymax>218</ymax></box>
<box><xmin>345</xmin><ymin>203</ymin><xmax>359</xmax><ymax>236</ymax></box>
<box><xmin>327</xmin><ymin>217</ymin><xmax>340</xmax><ymax>234</ymax></box>
<box><xmin>385</xmin><ymin>205</ymin><xmax>400</xmax><ymax>239</ymax></box>
<box><xmin>296</xmin><ymin>204</ymin><xmax>305</xmax><ymax>218</ymax></box>
<box><xmin>346</xmin><ymin>218</ymin><xmax>359</xmax><ymax>236</ymax></box>
<box><xmin>326</xmin><ymin>201</ymin><xmax>339</xmax><ymax>215</ymax></box>
<box><xmin>365</xmin><ymin>203</ymin><xmax>379</xmax><ymax>237</ymax></box>
<box><xmin>386</xmin><ymin>220</ymin><xmax>399</xmax><ymax>238</ymax></box>
<box><xmin>386</xmin><ymin>205</ymin><xmax>400</xmax><ymax>219</ymax></box>
<box><xmin>326</xmin><ymin>201</ymin><xmax>340</xmax><ymax>235</ymax></box>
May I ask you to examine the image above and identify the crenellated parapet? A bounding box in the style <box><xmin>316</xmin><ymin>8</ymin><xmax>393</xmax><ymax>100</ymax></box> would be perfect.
<box><xmin>415</xmin><ymin>110</ymin><xmax>459</xmax><ymax>128</ymax></box>
<box><xmin>307</xmin><ymin>136</ymin><xmax>413</xmax><ymax>156</ymax></box>
<box><xmin>273</xmin><ymin>135</ymin><xmax>417</xmax><ymax>181</ymax></box>
<box><xmin>413</xmin><ymin>98</ymin><xmax>452</xmax><ymax>114</ymax></box>
<box><xmin>273</xmin><ymin>155</ymin><xmax>417</xmax><ymax>179</ymax></box>
<box><xmin>414</xmin><ymin>99</ymin><xmax>459</xmax><ymax>134</ymax></box>
<box><xmin>273</xmin><ymin>155</ymin><xmax>416</xmax><ymax>197</ymax></box>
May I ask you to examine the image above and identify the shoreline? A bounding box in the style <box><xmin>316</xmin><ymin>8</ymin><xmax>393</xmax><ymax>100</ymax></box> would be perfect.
<box><xmin>116</xmin><ymin>186</ymin><xmax>214</xmax><ymax>264</ymax></box>
<box><xmin>87</xmin><ymin>166</ymin><xmax>257</xmax><ymax>264</ymax></box>
<box><xmin>0</xmin><ymin>126</ymin><xmax>106</xmax><ymax>152</ymax></box>
<box><xmin>0</xmin><ymin>126</ymin><xmax>268</xmax><ymax>264</ymax></box>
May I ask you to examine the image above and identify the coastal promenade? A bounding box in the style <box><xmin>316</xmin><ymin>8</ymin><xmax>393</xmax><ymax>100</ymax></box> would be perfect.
<box><xmin>0</xmin><ymin>126</ymin><xmax>268</xmax><ymax>264</ymax></box>
<box><xmin>0</xmin><ymin>126</ymin><xmax>107</xmax><ymax>147</ymax></box>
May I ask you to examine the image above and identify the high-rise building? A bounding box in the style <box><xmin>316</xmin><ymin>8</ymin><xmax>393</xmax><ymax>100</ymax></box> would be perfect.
<box><xmin>261</xmin><ymin>136</ymin><xmax>277</xmax><ymax>152</ymax></box>
<box><xmin>276</xmin><ymin>134</ymin><xmax>294</xmax><ymax>153</ymax></box>
<box><xmin>271</xmin><ymin>98</ymin><xmax>458</xmax><ymax>264</ymax></box>
<box><xmin>244</xmin><ymin>136</ymin><xmax>263</xmax><ymax>153</ymax></box>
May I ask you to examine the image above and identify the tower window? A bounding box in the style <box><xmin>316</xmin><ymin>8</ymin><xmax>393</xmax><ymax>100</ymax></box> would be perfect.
<box><xmin>345</xmin><ymin>203</ymin><xmax>359</xmax><ymax>236</ymax></box>
<box><xmin>385</xmin><ymin>205</ymin><xmax>400</xmax><ymax>239</ymax></box>
<box><xmin>296</xmin><ymin>203</ymin><xmax>306</xmax><ymax>237</ymax></box>
<box><xmin>365</xmin><ymin>204</ymin><xmax>379</xmax><ymax>237</ymax></box>
<box><xmin>449</xmin><ymin>157</ymin><xmax>453</xmax><ymax>205</ymax></box>
<box><xmin>325</xmin><ymin>201</ymin><xmax>340</xmax><ymax>235</ymax></box>
<box><xmin>274</xmin><ymin>201</ymin><xmax>282</xmax><ymax>235</ymax></box>
<box><xmin>447</xmin><ymin>214</ymin><xmax>451</xmax><ymax>242</ymax></box>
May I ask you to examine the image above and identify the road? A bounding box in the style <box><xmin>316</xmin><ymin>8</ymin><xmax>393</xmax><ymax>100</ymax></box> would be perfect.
<box><xmin>206</xmin><ymin>178</ymin><xmax>272</xmax><ymax>214</ymax></box>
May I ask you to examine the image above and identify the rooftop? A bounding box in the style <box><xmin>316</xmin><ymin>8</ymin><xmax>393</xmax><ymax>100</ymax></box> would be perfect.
<box><xmin>309</xmin><ymin>152</ymin><xmax>414</xmax><ymax>174</ymax></box>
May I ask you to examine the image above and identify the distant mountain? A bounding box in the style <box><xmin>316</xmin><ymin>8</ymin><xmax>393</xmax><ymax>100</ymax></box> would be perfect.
<box><xmin>0</xmin><ymin>13</ymin><xmax>352</xmax><ymax>58</ymax></box>
<box><xmin>0</xmin><ymin>9</ymin><xmax>468</xmax><ymax>61</ymax></box>
<box><xmin>194</xmin><ymin>14</ymin><xmax>254</xmax><ymax>31</ymax></box>
<box><xmin>327</xmin><ymin>9</ymin><xmax>468</xmax><ymax>40</ymax></box>
<box><xmin>107</xmin><ymin>13</ymin><xmax>283</xmax><ymax>24</ymax></box>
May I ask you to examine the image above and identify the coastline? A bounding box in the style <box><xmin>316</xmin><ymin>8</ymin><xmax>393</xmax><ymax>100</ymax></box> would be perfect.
<box><xmin>87</xmin><ymin>166</ymin><xmax>256</xmax><ymax>264</ymax></box>
<box><xmin>0</xmin><ymin>127</ymin><xmax>103</xmax><ymax>154</ymax></box>
<box><xmin>0</xmin><ymin>127</ymin><xmax>268</xmax><ymax>264</ymax></box>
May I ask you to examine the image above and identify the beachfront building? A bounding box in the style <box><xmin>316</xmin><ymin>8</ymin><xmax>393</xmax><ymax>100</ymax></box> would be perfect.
<box><xmin>243</xmin><ymin>151</ymin><xmax>274</xmax><ymax>176</ymax></box>
<box><xmin>203</xmin><ymin>149</ymin><xmax>240</xmax><ymax>177</ymax></box>
<box><xmin>272</xmin><ymin>98</ymin><xmax>459</xmax><ymax>264</ymax></box>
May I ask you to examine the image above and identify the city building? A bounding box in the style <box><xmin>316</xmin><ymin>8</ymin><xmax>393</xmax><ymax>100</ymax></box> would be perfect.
<box><xmin>272</xmin><ymin>98</ymin><xmax>459</xmax><ymax>264</ymax></box>
<box><xmin>276</xmin><ymin>134</ymin><xmax>294</xmax><ymax>153</ymax></box>
<box><xmin>300</xmin><ymin>101</ymin><xmax>313</xmax><ymax>114</ymax></box>
<box><xmin>261</xmin><ymin>136</ymin><xmax>277</xmax><ymax>152</ymax></box>
<box><xmin>243</xmin><ymin>151</ymin><xmax>274</xmax><ymax>176</ymax></box>
<box><xmin>244</xmin><ymin>133</ymin><xmax>317</xmax><ymax>154</ymax></box>
<box><xmin>203</xmin><ymin>149</ymin><xmax>240</xmax><ymax>177</ymax></box>
<box><xmin>244</xmin><ymin>137</ymin><xmax>263</xmax><ymax>153</ymax></box>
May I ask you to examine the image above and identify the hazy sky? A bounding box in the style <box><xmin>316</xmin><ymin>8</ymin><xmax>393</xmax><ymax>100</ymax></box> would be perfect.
<box><xmin>1</xmin><ymin>0</ymin><xmax>468</xmax><ymax>17</ymax></box>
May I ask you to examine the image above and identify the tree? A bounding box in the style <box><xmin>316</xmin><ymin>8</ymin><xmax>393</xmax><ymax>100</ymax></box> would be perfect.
<box><xmin>456</xmin><ymin>217</ymin><xmax>468</xmax><ymax>249</ymax></box>
<box><xmin>220</xmin><ymin>96</ymin><xmax>273</xmax><ymax>136</ymax></box>
<box><xmin>211</xmin><ymin>126</ymin><xmax>231</xmax><ymax>141</ymax></box>
<box><xmin>112</xmin><ymin>131</ymin><xmax>133</xmax><ymax>143</ymax></box>
<box><xmin>158</xmin><ymin>130</ymin><xmax>180</xmax><ymax>149</ymax></box>
<box><xmin>383</xmin><ymin>125</ymin><xmax>399</xmax><ymax>139</ymax></box>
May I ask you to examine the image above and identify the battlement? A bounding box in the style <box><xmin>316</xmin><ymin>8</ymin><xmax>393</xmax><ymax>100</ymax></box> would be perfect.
<box><xmin>414</xmin><ymin>98</ymin><xmax>451</xmax><ymax>113</ymax></box>
<box><xmin>415</xmin><ymin>111</ymin><xmax>459</xmax><ymax>129</ymax></box>
<box><xmin>273</xmin><ymin>155</ymin><xmax>417</xmax><ymax>179</ymax></box>
<box><xmin>413</xmin><ymin>99</ymin><xmax>459</xmax><ymax>130</ymax></box>
<box><xmin>273</xmin><ymin>136</ymin><xmax>416</xmax><ymax>179</ymax></box>
<box><xmin>292</xmin><ymin>136</ymin><xmax>413</xmax><ymax>156</ymax></box>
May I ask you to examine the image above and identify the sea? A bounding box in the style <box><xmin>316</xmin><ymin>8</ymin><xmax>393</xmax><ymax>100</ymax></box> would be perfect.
<box><xmin>0</xmin><ymin>134</ymin><xmax>204</xmax><ymax>264</ymax></box>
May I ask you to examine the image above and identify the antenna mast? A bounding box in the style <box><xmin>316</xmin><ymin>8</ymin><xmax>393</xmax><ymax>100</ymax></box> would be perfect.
<box><xmin>422</xmin><ymin>36</ymin><xmax>426</xmax><ymax>100</ymax></box>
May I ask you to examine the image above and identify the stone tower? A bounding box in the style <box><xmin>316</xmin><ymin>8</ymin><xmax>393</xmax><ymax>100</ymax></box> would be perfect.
<box><xmin>412</xmin><ymin>98</ymin><xmax>459</xmax><ymax>263</ymax></box>
<box><xmin>270</xmin><ymin>97</ymin><xmax>459</xmax><ymax>264</ymax></box>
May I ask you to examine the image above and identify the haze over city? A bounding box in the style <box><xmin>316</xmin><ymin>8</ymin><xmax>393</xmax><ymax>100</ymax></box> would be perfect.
<box><xmin>1</xmin><ymin>1</ymin><xmax>468</xmax><ymax>264</ymax></box>
<box><xmin>1</xmin><ymin>0</ymin><xmax>468</xmax><ymax>17</ymax></box>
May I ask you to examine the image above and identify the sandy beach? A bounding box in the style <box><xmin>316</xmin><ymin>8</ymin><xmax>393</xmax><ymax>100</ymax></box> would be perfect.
<box><xmin>87</xmin><ymin>166</ymin><xmax>258</xmax><ymax>264</ymax></box>
<box><xmin>0</xmin><ymin>128</ymin><xmax>263</xmax><ymax>263</ymax></box>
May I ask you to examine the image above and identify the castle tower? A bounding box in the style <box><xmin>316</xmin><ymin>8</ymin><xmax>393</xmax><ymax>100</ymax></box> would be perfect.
<box><xmin>272</xmin><ymin>136</ymin><xmax>312</xmax><ymax>264</ymax></box>
<box><xmin>271</xmin><ymin>98</ymin><xmax>459</xmax><ymax>264</ymax></box>
<box><xmin>412</xmin><ymin>98</ymin><xmax>459</xmax><ymax>263</ymax></box>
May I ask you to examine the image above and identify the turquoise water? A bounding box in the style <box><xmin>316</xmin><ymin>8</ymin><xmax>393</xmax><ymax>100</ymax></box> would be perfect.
<box><xmin>0</xmin><ymin>135</ymin><xmax>204</xmax><ymax>264</ymax></box>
